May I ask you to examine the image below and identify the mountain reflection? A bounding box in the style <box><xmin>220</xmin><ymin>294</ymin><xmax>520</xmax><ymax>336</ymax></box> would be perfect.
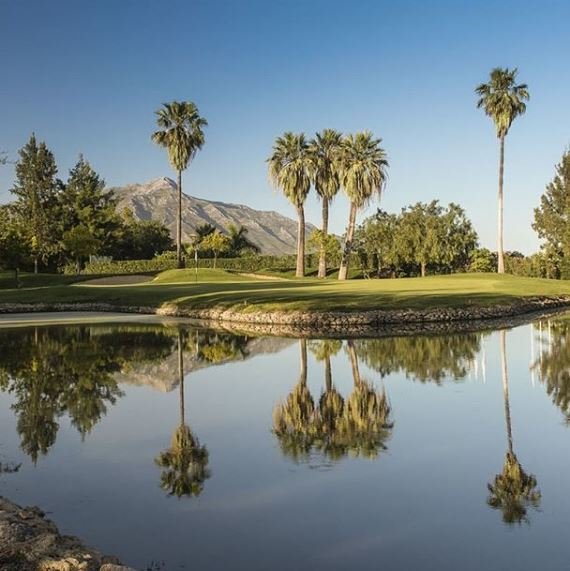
<box><xmin>272</xmin><ymin>339</ymin><xmax>394</xmax><ymax>463</ymax></box>
<box><xmin>487</xmin><ymin>330</ymin><xmax>541</xmax><ymax>525</ymax></box>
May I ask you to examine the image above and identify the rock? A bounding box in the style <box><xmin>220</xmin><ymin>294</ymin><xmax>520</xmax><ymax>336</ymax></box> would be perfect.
<box><xmin>100</xmin><ymin>565</ymin><xmax>137</xmax><ymax>571</ymax></box>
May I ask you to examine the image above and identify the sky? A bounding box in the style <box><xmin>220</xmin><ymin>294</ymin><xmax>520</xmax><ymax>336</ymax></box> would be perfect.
<box><xmin>1</xmin><ymin>0</ymin><xmax>569</xmax><ymax>254</ymax></box>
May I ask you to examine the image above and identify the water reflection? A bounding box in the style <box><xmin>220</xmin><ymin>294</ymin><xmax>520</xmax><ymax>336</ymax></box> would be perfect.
<box><xmin>155</xmin><ymin>330</ymin><xmax>210</xmax><ymax>498</ymax></box>
<box><xmin>487</xmin><ymin>330</ymin><xmax>541</xmax><ymax>524</ymax></box>
<box><xmin>354</xmin><ymin>332</ymin><xmax>483</xmax><ymax>383</ymax></box>
<box><xmin>532</xmin><ymin>317</ymin><xmax>570</xmax><ymax>421</ymax></box>
<box><xmin>272</xmin><ymin>339</ymin><xmax>393</xmax><ymax>463</ymax></box>
<box><xmin>0</xmin><ymin>326</ymin><xmax>175</xmax><ymax>462</ymax></box>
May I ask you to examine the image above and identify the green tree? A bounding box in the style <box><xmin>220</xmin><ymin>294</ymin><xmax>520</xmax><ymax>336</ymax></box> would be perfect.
<box><xmin>62</xmin><ymin>225</ymin><xmax>101</xmax><ymax>273</ymax></box>
<box><xmin>152</xmin><ymin>101</ymin><xmax>207</xmax><ymax>268</ymax></box>
<box><xmin>0</xmin><ymin>205</ymin><xmax>30</xmax><ymax>285</ymax></box>
<box><xmin>476</xmin><ymin>68</ymin><xmax>529</xmax><ymax>274</ymax></box>
<box><xmin>10</xmin><ymin>134</ymin><xmax>59</xmax><ymax>273</ymax></box>
<box><xmin>308</xmin><ymin>229</ymin><xmax>341</xmax><ymax>273</ymax></box>
<box><xmin>58</xmin><ymin>155</ymin><xmax>121</xmax><ymax>256</ymax></box>
<box><xmin>200</xmin><ymin>230</ymin><xmax>231</xmax><ymax>268</ymax></box>
<box><xmin>397</xmin><ymin>201</ymin><xmax>443</xmax><ymax>277</ymax></box>
<box><xmin>533</xmin><ymin>150</ymin><xmax>570</xmax><ymax>279</ymax></box>
<box><xmin>338</xmin><ymin>132</ymin><xmax>389</xmax><ymax>280</ymax></box>
<box><xmin>227</xmin><ymin>224</ymin><xmax>260</xmax><ymax>256</ymax></box>
<box><xmin>117</xmin><ymin>209</ymin><xmax>173</xmax><ymax>260</ymax></box>
<box><xmin>309</xmin><ymin>129</ymin><xmax>343</xmax><ymax>278</ymax></box>
<box><xmin>267</xmin><ymin>132</ymin><xmax>313</xmax><ymax>277</ymax></box>
<box><xmin>469</xmin><ymin>248</ymin><xmax>497</xmax><ymax>273</ymax></box>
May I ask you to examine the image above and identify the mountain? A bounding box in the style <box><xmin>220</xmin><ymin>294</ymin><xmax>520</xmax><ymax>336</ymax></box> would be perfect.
<box><xmin>109</xmin><ymin>177</ymin><xmax>316</xmax><ymax>255</ymax></box>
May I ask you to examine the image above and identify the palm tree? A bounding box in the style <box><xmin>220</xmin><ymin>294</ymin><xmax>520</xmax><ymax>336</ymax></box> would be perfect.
<box><xmin>152</xmin><ymin>101</ymin><xmax>207</xmax><ymax>268</ymax></box>
<box><xmin>155</xmin><ymin>330</ymin><xmax>210</xmax><ymax>497</ymax></box>
<box><xmin>227</xmin><ymin>224</ymin><xmax>260</xmax><ymax>256</ymax></box>
<box><xmin>487</xmin><ymin>330</ymin><xmax>540</xmax><ymax>523</ymax></box>
<box><xmin>267</xmin><ymin>132</ymin><xmax>312</xmax><ymax>277</ymax></box>
<box><xmin>475</xmin><ymin>68</ymin><xmax>529</xmax><ymax>274</ymax></box>
<box><xmin>309</xmin><ymin>129</ymin><xmax>343</xmax><ymax>278</ymax></box>
<box><xmin>337</xmin><ymin>132</ymin><xmax>389</xmax><ymax>280</ymax></box>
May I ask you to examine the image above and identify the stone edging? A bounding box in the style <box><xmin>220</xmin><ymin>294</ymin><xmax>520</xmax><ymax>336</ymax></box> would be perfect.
<box><xmin>0</xmin><ymin>295</ymin><xmax>569</xmax><ymax>336</ymax></box>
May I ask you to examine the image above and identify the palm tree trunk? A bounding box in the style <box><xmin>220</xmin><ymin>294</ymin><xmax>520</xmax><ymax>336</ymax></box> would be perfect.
<box><xmin>34</xmin><ymin>257</ymin><xmax>38</xmax><ymax>274</ymax></box>
<box><xmin>299</xmin><ymin>339</ymin><xmax>308</xmax><ymax>385</ymax></box>
<box><xmin>318</xmin><ymin>199</ymin><xmax>329</xmax><ymax>279</ymax></box>
<box><xmin>178</xmin><ymin>331</ymin><xmax>185</xmax><ymax>426</ymax></box>
<box><xmin>499</xmin><ymin>330</ymin><xmax>513</xmax><ymax>455</ymax></box>
<box><xmin>421</xmin><ymin>261</ymin><xmax>426</xmax><ymax>277</ymax></box>
<box><xmin>347</xmin><ymin>340</ymin><xmax>361</xmax><ymax>386</ymax></box>
<box><xmin>338</xmin><ymin>202</ymin><xmax>357</xmax><ymax>280</ymax></box>
<box><xmin>325</xmin><ymin>355</ymin><xmax>332</xmax><ymax>393</ymax></box>
<box><xmin>296</xmin><ymin>206</ymin><xmax>305</xmax><ymax>278</ymax></box>
<box><xmin>177</xmin><ymin>169</ymin><xmax>183</xmax><ymax>269</ymax></box>
<box><xmin>497</xmin><ymin>136</ymin><xmax>505</xmax><ymax>274</ymax></box>
<box><xmin>213</xmin><ymin>252</ymin><xmax>217</xmax><ymax>269</ymax></box>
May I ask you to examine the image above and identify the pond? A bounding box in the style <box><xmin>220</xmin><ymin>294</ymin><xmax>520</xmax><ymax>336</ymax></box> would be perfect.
<box><xmin>0</xmin><ymin>314</ymin><xmax>569</xmax><ymax>570</ymax></box>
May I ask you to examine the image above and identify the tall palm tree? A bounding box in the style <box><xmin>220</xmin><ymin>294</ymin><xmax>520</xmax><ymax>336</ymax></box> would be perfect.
<box><xmin>487</xmin><ymin>330</ymin><xmax>540</xmax><ymax>523</ymax></box>
<box><xmin>267</xmin><ymin>132</ymin><xmax>313</xmax><ymax>277</ymax></box>
<box><xmin>152</xmin><ymin>101</ymin><xmax>207</xmax><ymax>268</ymax></box>
<box><xmin>309</xmin><ymin>129</ymin><xmax>343</xmax><ymax>278</ymax></box>
<box><xmin>155</xmin><ymin>329</ymin><xmax>210</xmax><ymax>497</ymax></box>
<box><xmin>337</xmin><ymin>132</ymin><xmax>389</xmax><ymax>280</ymax></box>
<box><xmin>475</xmin><ymin>68</ymin><xmax>529</xmax><ymax>274</ymax></box>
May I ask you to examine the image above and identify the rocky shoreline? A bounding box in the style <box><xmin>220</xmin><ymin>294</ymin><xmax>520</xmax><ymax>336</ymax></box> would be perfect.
<box><xmin>0</xmin><ymin>295</ymin><xmax>569</xmax><ymax>337</ymax></box>
<box><xmin>0</xmin><ymin>497</ymin><xmax>134</xmax><ymax>571</ymax></box>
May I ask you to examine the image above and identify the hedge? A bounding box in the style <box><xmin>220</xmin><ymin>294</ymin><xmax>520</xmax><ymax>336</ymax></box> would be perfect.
<box><xmin>73</xmin><ymin>254</ymin><xmax>328</xmax><ymax>275</ymax></box>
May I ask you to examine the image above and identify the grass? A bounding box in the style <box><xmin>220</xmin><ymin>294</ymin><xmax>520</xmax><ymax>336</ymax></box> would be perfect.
<box><xmin>0</xmin><ymin>269</ymin><xmax>569</xmax><ymax>314</ymax></box>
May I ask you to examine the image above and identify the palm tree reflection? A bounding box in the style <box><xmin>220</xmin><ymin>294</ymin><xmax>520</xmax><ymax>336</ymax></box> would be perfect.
<box><xmin>273</xmin><ymin>339</ymin><xmax>393</xmax><ymax>463</ymax></box>
<box><xmin>487</xmin><ymin>330</ymin><xmax>540</xmax><ymax>524</ymax></box>
<box><xmin>155</xmin><ymin>330</ymin><xmax>210</xmax><ymax>498</ymax></box>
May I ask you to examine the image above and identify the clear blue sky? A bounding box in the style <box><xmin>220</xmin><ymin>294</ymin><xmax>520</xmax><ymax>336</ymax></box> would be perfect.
<box><xmin>1</xmin><ymin>0</ymin><xmax>569</xmax><ymax>253</ymax></box>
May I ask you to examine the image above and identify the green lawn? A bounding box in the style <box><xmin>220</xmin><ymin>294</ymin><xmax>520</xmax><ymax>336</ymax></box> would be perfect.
<box><xmin>0</xmin><ymin>270</ymin><xmax>569</xmax><ymax>314</ymax></box>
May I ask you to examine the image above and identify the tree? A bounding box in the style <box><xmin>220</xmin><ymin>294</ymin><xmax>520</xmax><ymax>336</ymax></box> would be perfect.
<box><xmin>267</xmin><ymin>132</ymin><xmax>312</xmax><ymax>277</ymax></box>
<box><xmin>117</xmin><ymin>209</ymin><xmax>173</xmax><ymax>260</ymax></box>
<box><xmin>200</xmin><ymin>230</ymin><xmax>231</xmax><ymax>268</ymax></box>
<box><xmin>62</xmin><ymin>225</ymin><xmax>101</xmax><ymax>273</ymax></box>
<box><xmin>152</xmin><ymin>101</ymin><xmax>207</xmax><ymax>268</ymax></box>
<box><xmin>469</xmin><ymin>248</ymin><xmax>496</xmax><ymax>273</ymax></box>
<box><xmin>308</xmin><ymin>229</ymin><xmax>341</xmax><ymax>273</ymax></box>
<box><xmin>476</xmin><ymin>68</ymin><xmax>529</xmax><ymax>274</ymax></box>
<box><xmin>227</xmin><ymin>224</ymin><xmax>260</xmax><ymax>256</ymax></box>
<box><xmin>533</xmin><ymin>150</ymin><xmax>570</xmax><ymax>279</ymax></box>
<box><xmin>58</xmin><ymin>155</ymin><xmax>121</xmax><ymax>256</ymax></box>
<box><xmin>397</xmin><ymin>201</ymin><xmax>444</xmax><ymax>277</ymax></box>
<box><xmin>309</xmin><ymin>129</ymin><xmax>343</xmax><ymax>278</ymax></box>
<box><xmin>0</xmin><ymin>205</ymin><xmax>30</xmax><ymax>285</ymax></box>
<box><xmin>337</xmin><ymin>132</ymin><xmax>389</xmax><ymax>280</ymax></box>
<box><xmin>10</xmin><ymin>134</ymin><xmax>59</xmax><ymax>273</ymax></box>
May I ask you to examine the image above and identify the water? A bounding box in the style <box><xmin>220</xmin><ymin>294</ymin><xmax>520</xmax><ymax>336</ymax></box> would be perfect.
<box><xmin>0</xmin><ymin>315</ymin><xmax>569</xmax><ymax>570</ymax></box>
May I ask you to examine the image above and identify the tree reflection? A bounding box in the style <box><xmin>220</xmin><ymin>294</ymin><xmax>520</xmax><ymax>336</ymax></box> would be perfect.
<box><xmin>273</xmin><ymin>339</ymin><xmax>393</xmax><ymax>463</ymax></box>
<box><xmin>0</xmin><ymin>325</ymin><xmax>176</xmax><ymax>462</ymax></box>
<box><xmin>354</xmin><ymin>333</ymin><xmax>482</xmax><ymax>383</ymax></box>
<box><xmin>487</xmin><ymin>330</ymin><xmax>541</xmax><ymax>524</ymax></box>
<box><xmin>155</xmin><ymin>330</ymin><xmax>210</xmax><ymax>498</ymax></box>
<box><xmin>532</xmin><ymin>317</ymin><xmax>570</xmax><ymax>420</ymax></box>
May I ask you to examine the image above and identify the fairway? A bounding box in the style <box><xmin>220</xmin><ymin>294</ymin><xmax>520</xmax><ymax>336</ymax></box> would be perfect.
<box><xmin>1</xmin><ymin>270</ymin><xmax>569</xmax><ymax>314</ymax></box>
